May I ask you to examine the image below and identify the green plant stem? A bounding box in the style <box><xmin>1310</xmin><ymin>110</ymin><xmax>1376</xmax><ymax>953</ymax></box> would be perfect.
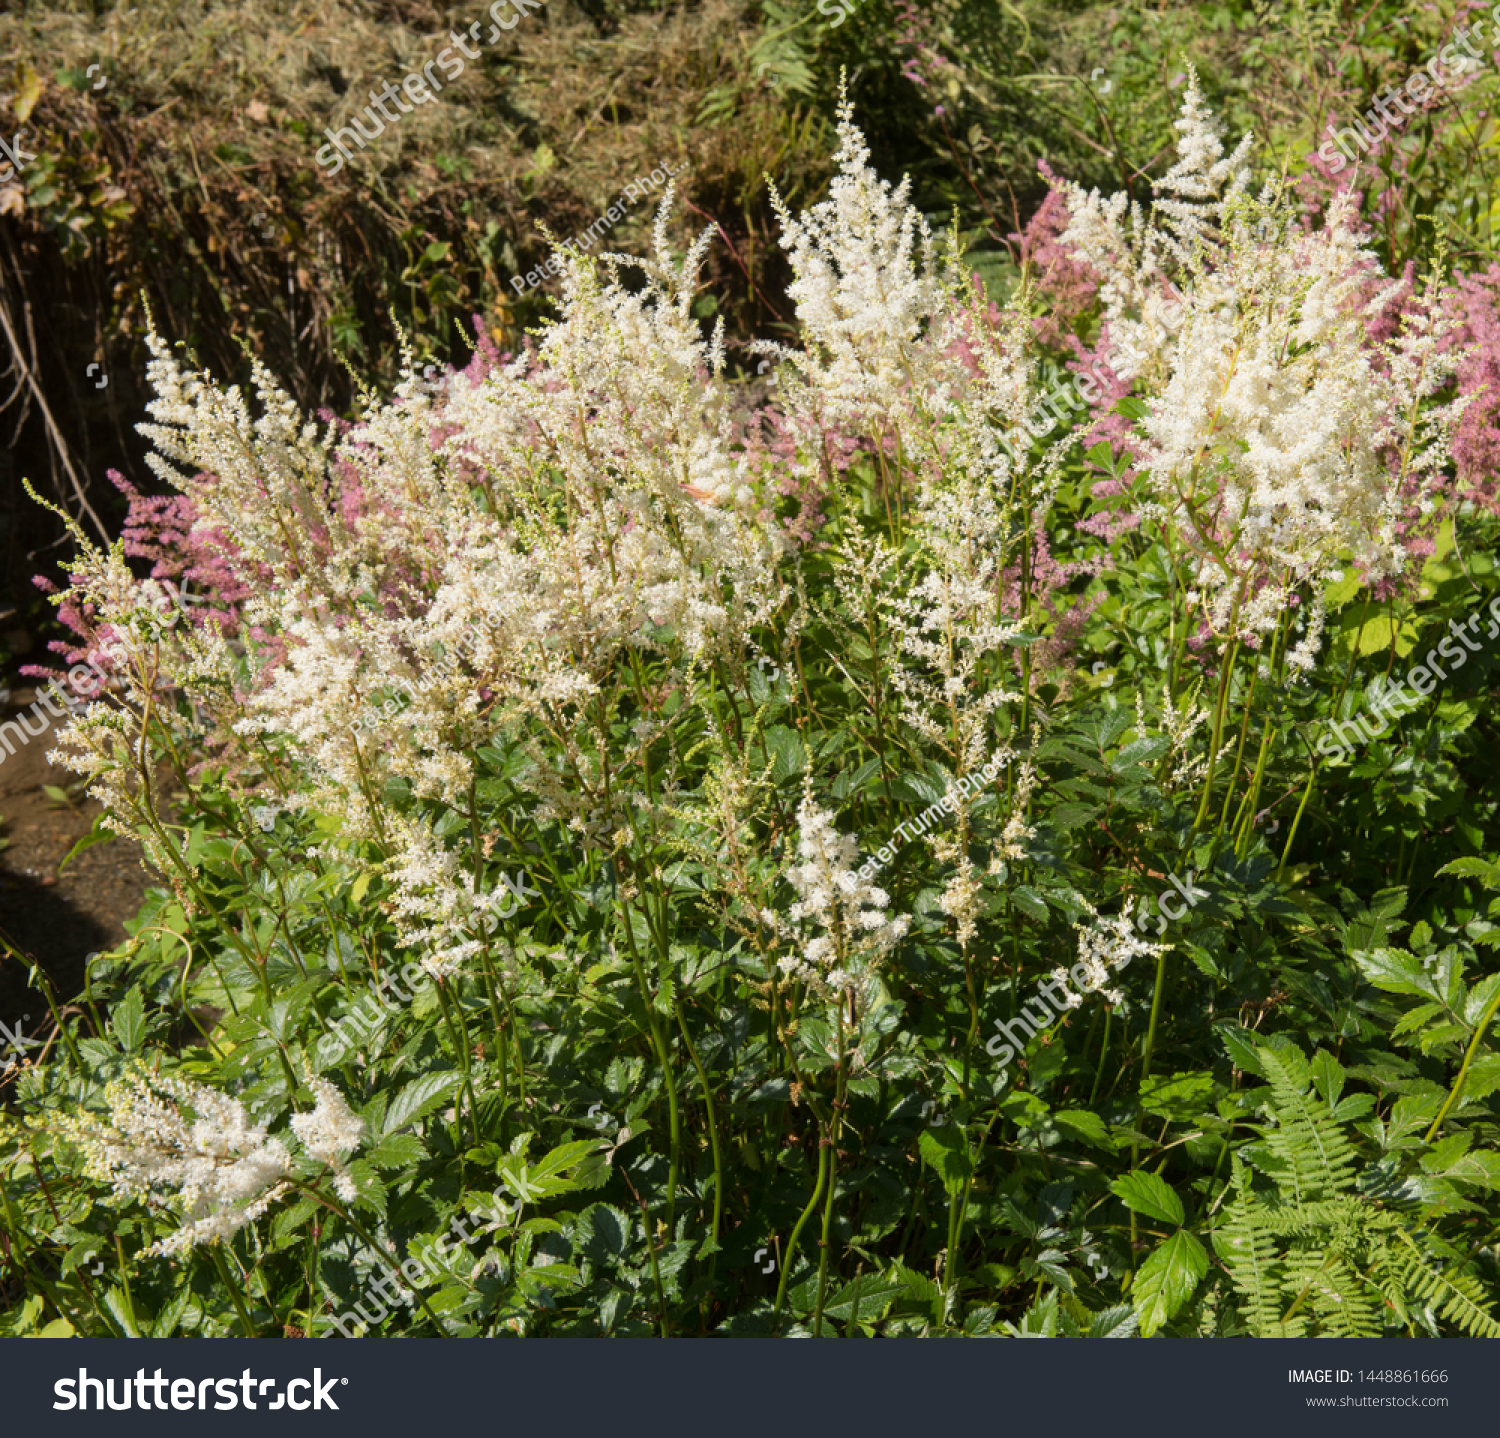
<box><xmin>621</xmin><ymin>910</ymin><xmax>680</xmax><ymax>1237</ymax></box>
<box><xmin>774</xmin><ymin>1139</ymin><xmax>830</xmax><ymax>1331</ymax></box>
<box><xmin>1425</xmin><ymin>984</ymin><xmax>1500</xmax><ymax>1143</ymax></box>
<box><xmin>1132</xmin><ymin>943</ymin><xmax>1173</xmax><ymax>1180</ymax></box>
<box><xmin>432</xmin><ymin>980</ymin><xmax>481</xmax><ymax>1147</ymax></box>
<box><xmin>1230</xmin><ymin>715</ymin><xmax>1275</xmax><ymax>856</ymax></box>
<box><xmin>1218</xmin><ymin>678</ymin><xmax>1260</xmax><ymax>837</ymax></box>
<box><xmin>1089</xmin><ymin>1008</ymin><xmax>1113</xmax><ymax>1107</ymax></box>
<box><xmin>813</xmin><ymin>1139</ymin><xmax>841</xmax><ymax>1337</ymax></box>
<box><xmin>643</xmin><ymin>1210</ymin><xmax>670</xmax><ymax>1337</ymax></box>
<box><xmin>944</xmin><ymin>1173</ymin><xmax>964</xmax><ymax>1297</ymax></box>
<box><xmin>210</xmin><ymin>1248</ymin><xmax>255</xmax><ymax>1337</ymax></box>
<box><xmin>1193</xmin><ymin>633</ymin><xmax>1242</xmax><ymax>834</ymax></box>
<box><xmin>674</xmin><ymin>997</ymin><xmax>724</xmax><ymax>1268</ymax></box>
<box><xmin>1276</xmin><ymin>736</ymin><xmax>1321</xmax><ymax>883</ymax></box>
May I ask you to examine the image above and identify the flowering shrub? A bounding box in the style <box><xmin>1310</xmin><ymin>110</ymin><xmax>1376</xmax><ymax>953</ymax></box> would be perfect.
<box><xmin>4</xmin><ymin>81</ymin><xmax>1500</xmax><ymax>1340</ymax></box>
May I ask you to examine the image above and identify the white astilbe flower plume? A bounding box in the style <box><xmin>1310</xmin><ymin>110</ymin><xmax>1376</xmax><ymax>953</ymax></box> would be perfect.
<box><xmin>288</xmin><ymin>1075</ymin><xmax>365</xmax><ymax>1203</ymax></box>
<box><xmin>761</xmin><ymin>80</ymin><xmax>959</xmax><ymax>432</ymax></box>
<box><xmin>51</xmin><ymin>1072</ymin><xmax>364</xmax><ymax>1256</ymax></box>
<box><xmin>43</xmin><ymin>194</ymin><xmax>782</xmax><ymax>969</ymax></box>
<box><xmin>1060</xmin><ymin>65</ymin><xmax>1252</xmax><ymax>387</ymax></box>
<box><xmin>1132</xmin><ymin>682</ymin><xmax>1224</xmax><ymax>793</ymax></box>
<box><xmin>884</xmin><ymin>466</ymin><xmax>1026</xmax><ymax>762</ymax></box>
<box><xmin>761</xmin><ymin>795</ymin><xmax>909</xmax><ymax>1013</ymax></box>
<box><xmin>1133</xmin><ymin>188</ymin><xmax>1464</xmax><ymax>663</ymax></box>
<box><xmin>1063</xmin><ymin>900</ymin><xmax>1170</xmax><ymax>1010</ymax></box>
<box><xmin>1060</xmin><ymin>76</ymin><xmax>1466</xmax><ymax>663</ymax></box>
<box><xmin>1150</xmin><ymin>67</ymin><xmax>1255</xmax><ymax>265</ymax></box>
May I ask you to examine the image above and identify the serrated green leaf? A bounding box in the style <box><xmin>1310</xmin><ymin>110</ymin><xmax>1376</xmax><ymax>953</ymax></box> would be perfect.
<box><xmin>111</xmin><ymin>987</ymin><xmax>146</xmax><ymax>1052</ymax></box>
<box><xmin>1131</xmin><ymin>1229</ymin><xmax>1208</xmax><ymax>1336</ymax></box>
<box><xmin>1439</xmin><ymin>856</ymin><xmax>1500</xmax><ymax>886</ymax></box>
<box><xmin>1010</xmin><ymin>884</ymin><xmax>1049</xmax><ymax>923</ymax></box>
<box><xmin>382</xmin><ymin>1073</ymin><xmax>463</xmax><ymax>1136</ymax></box>
<box><xmin>918</xmin><ymin>1125</ymin><xmax>972</xmax><ymax>1197</ymax></box>
<box><xmin>764</xmin><ymin>725</ymin><xmax>806</xmax><ymax>783</ymax></box>
<box><xmin>1139</xmin><ymin>1071</ymin><xmax>1217</xmax><ymax>1122</ymax></box>
<box><xmin>103</xmin><ymin>1287</ymin><xmax>141</xmax><ymax>1338</ymax></box>
<box><xmin>366</xmin><ymin>1133</ymin><xmax>428</xmax><ymax>1169</ymax></box>
<box><xmin>821</xmin><ymin>1277</ymin><xmax>905</xmax><ymax>1323</ymax></box>
<box><xmin>1053</xmin><ymin>1109</ymin><xmax>1116</xmax><ymax>1150</ymax></box>
<box><xmin>1109</xmin><ymin>1170</ymin><xmax>1184</xmax><ymax>1226</ymax></box>
<box><xmin>1352</xmin><ymin>946</ymin><xmax>1429</xmax><ymax>997</ymax></box>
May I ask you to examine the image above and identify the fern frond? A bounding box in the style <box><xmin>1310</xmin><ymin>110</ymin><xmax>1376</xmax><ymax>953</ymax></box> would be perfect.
<box><xmin>1259</xmin><ymin>1047</ymin><xmax>1358</xmax><ymax>1203</ymax></box>
<box><xmin>1282</xmin><ymin>1248</ymin><xmax>1380</xmax><ymax>1337</ymax></box>
<box><xmin>1382</xmin><ymin>1232</ymin><xmax>1500</xmax><ymax>1338</ymax></box>
<box><xmin>1214</xmin><ymin>1157</ymin><xmax>1293</xmax><ymax>1337</ymax></box>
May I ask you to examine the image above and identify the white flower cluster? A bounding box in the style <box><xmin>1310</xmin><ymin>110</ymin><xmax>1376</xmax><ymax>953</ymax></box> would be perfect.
<box><xmin>1059</xmin><ymin>67</ymin><xmax>1252</xmax><ymax>389</ymax></box>
<box><xmin>1060</xmin><ymin>70</ymin><xmax>1467</xmax><ymax>664</ymax></box>
<box><xmin>54</xmin><ymin>1072</ymin><xmax>364</xmax><ymax>1257</ymax></box>
<box><xmin>287</xmin><ymin>1075</ymin><xmax>366</xmax><ymax>1200</ymax></box>
<box><xmin>762</xmin><ymin>796</ymin><xmax>910</xmax><ymax>1008</ymax></box>
<box><xmin>762</xmin><ymin>84</ymin><xmax>957</xmax><ymax>432</ymax></box>
<box><xmin>48</xmin><ymin>191</ymin><xmax>783</xmax><ymax>965</ymax></box>
<box><xmin>37</xmin><ymin>93</ymin><xmax>1076</xmax><ymax>983</ymax></box>
<box><xmin>1058</xmin><ymin>899</ymin><xmax>1171</xmax><ymax>1009</ymax></box>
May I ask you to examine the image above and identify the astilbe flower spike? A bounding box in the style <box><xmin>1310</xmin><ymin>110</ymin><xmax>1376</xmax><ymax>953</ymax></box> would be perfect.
<box><xmin>761</xmin><ymin>793</ymin><xmax>910</xmax><ymax>1016</ymax></box>
<box><xmin>51</xmin><ymin>1072</ymin><xmax>364</xmax><ymax>1257</ymax></box>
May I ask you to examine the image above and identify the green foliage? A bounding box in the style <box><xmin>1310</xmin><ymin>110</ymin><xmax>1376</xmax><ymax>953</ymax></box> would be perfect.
<box><xmin>6</xmin><ymin>0</ymin><xmax>1500</xmax><ymax>1343</ymax></box>
<box><xmin>1216</xmin><ymin>1046</ymin><xmax>1500</xmax><ymax>1338</ymax></box>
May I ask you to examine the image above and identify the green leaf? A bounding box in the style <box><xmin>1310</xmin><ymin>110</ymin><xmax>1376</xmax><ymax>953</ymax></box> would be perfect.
<box><xmin>1087</xmin><ymin>1304</ymin><xmax>1139</xmax><ymax>1338</ymax></box>
<box><xmin>366</xmin><ymin>1134</ymin><xmax>428</xmax><ymax>1169</ymax></box>
<box><xmin>497</xmin><ymin>1139</ymin><xmax>602</xmax><ymax>1205</ymax></box>
<box><xmin>1438</xmin><ymin>856</ymin><xmax>1500</xmax><ymax>886</ymax></box>
<box><xmin>1354</xmin><ymin>614</ymin><xmax>1400</xmax><ymax>655</ymax></box>
<box><xmin>888</xmin><ymin>1261</ymin><xmax>943</xmax><ymax>1320</ymax></box>
<box><xmin>1109</xmin><ymin>1170</ymin><xmax>1184</xmax><ymax>1227</ymax></box>
<box><xmin>1010</xmin><ymin>885</ymin><xmax>1049</xmax><ymax>923</ymax></box>
<box><xmin>1428</xmin><ymin>1148</ymin><xmax>1500</xmax><ymax>1191</ymax></box>
<box><xmin>1048</xmin><ymin>802</ymin><xmax>1100</xmax><ymax>833</ymax></box>
<box><xmin>1342</xmin><ymin>888</ymin><xmax>1408</xmax><ymax>953</ymax></box>
<box><xmin>821</xmin><ymin>1277</ymin><xmax>905</xmax><ymax>1324</ymax></box>
<box><xmin>1053</xmin><ymin>1109</ymin><xmax>1116</xmax><ymax>1150</ymax></box>
<box><xmin>1309</xmin><ymin>1051</ymin><xmax>1346</xmax><ymax>1110</ymax></box>
<box><xmin>577</xmin><ymin>1204</ymin><xmax>634</xmax><ymax>1264</ymax></box>
<box><xmin>831</xmin><ymin>757</ymin><xmax>881</xmax><ymax>800</ymax></box>
<box><xmin>1459</xmin><ymin>1053</ymin><xmax>1500</xmax><ymax>1103</ymax></box>
<box><xmin>764</xmin><ymin>725</ymin><xmax>806</xmax><ymax>784</ymax></box>
<box><xmin>1085</xmin><ymin>440</ymin><xmax>1116</xmax><ymax>470</ymax></box>
<box><xmin>111</xmin><ymin>986</ymin><xmax>146</xmax><ymax>1052</ymax></box>
<box><xmin>103</xmin><ymin>1287</ymin><xmax>141</xmax><ymax>1339</ymax></box>
<box><xmin>382</xmin><ymin>1073</ymin><xmax>463</xmax><ymax>1136</ymax></box>
<box><xmin>1353</xmin><ymin>947</ymin><xmax>1430</xmax><ymax>997</ymax></box>
<box><xmin>344</xmin><ymin>1158</ymin><xmax>387</xmax><ymax>1217</ymax></box>
<box><xmin>58</xmin><ymin>814</ymin><xmax>115</xmax><ymax>872</ymax></box>
<box><xmin>1140</xmin><ymin>1071</ymin><xmax>1217</xmax><ymax>1122</ymax></box>
<box><xmin>524</xmin><ymin>1138</ymin><xmax>603</xmax><ymax>1187</ymax></box>
<box><xmin>1131</xmin><ymin>1229</ymin><xmax>1209</xmax><ymax>1337</ymax></box>
<box><xmin>149</xmin><ymin>1285</ymin><xmax>194</xmax><ymax>1339</ymax></box>
<box><xmin>918</xmin><ymin>1125</ymin><xmax>972</xmax><ymax>1197</ymax></box>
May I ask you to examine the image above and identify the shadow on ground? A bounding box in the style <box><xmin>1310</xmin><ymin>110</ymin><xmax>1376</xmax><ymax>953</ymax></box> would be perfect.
<box><xmin>0</xmin><ymin>688</ymin><xmax>154</xmax><ymax>1057</ymax></box>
